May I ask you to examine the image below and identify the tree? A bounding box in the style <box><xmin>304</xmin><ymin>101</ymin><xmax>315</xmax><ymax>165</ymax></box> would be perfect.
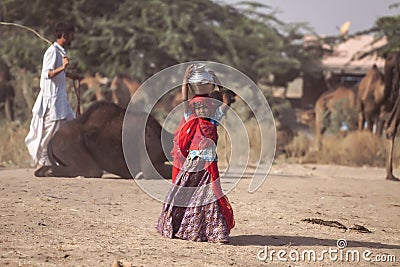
<box><xmin>375</xmin><ymin>3</ymin><xmax>400</xmax><ymax>53</ymax></box>
<box><xmin>0</xmin><ymin>0</ymin><xmax>316</xmax><ymax>84</ymax></box>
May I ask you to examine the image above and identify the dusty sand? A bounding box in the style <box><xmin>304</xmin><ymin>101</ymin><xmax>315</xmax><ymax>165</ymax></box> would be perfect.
<box><xmin>0</xmin><ymin>163</ymin><xmax>399</xmax><ymax>267</ymax></box>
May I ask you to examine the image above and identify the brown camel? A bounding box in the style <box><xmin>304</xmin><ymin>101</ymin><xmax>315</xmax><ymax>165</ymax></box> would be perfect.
<box><xmin>314</xmin><ymin>85</ymin><xmax>356</xmax><ymax>149</ymax></box>
<box><xmin>154</xmin><ymin>88</ymin><xmax>236</xmax><ymax>115</ymax></box>
<box><xmin>0</xmin><ymin>60</ymin><xmax>14</xmax><ymax>121</ymax></box>
<box><xmin>109</xmin><ymin>73</ymin><xmax>141</xmax><ymax>109</ymax></box>
<box><xmin>383</xmin><ymin>51</ymin><xmax>400</xmax><ymax>181</ymax></box>
<box><xmin>109</xmin><ymin>74</ymin><xmax>184</xmax><ymax>114</ymax></box>
<box><xmin>35</xmin><ymin>101</ymin><xmax>173</xmax><ymax>179</ymax></box>
<box><xmin>109</xmin><ymin>74</ymin><xmax>236</xmax><ymax>116</ymax></box>
<box><xmin>80</xmin><ymin>72</ymin><xmax>111</xmax><ymax>103</ymax></box>
<box><xmin>356</xmin><ymin>64</ymin><xmax>388</xmax><ymax>135</ymax></box>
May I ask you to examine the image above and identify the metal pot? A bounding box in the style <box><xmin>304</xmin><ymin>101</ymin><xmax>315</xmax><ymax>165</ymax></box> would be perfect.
<box><xmin>188</xmin><ymin>82</ymin><xmax>215</xmax><ymax>95</ymax></box>
<box><xmin>188</xmin><ymin>64</ymin><xmax>215</xmax><ymax>95</ymax></box>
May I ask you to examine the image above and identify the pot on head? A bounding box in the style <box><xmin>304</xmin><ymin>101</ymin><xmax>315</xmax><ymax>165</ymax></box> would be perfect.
<box><xmin>188</xmin><ymin>64</ymin><xmax>215</xmax><ymax>95</ymax></box>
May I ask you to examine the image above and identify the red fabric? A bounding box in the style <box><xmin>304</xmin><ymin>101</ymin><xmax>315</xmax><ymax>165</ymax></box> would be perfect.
<box><xmin>171</xmin><ymin>117</ymin><xmax>192</xmax><ymax>183</ymax></box>
<box><xmin>170</xmin><ymin>112</ymin><xmax>235</xmax><ymax>232</ymax></box>
<box><xmin>171</xmin><ymin>96</ymin><xmax>213</xmax><ymax>182</ymax></box>
<box><xmin>188</xmin><ymin>118</ymin><xmax>217</xmax><ymax>151</ymax></box>
<box><xmin>206</xmin><ymin>160</ymin><xmax>235</xmax><ymax>233</ymax></box>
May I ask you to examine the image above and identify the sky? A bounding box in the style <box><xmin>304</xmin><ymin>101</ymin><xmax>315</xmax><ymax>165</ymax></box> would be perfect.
<box><xmin>222</xmin><ymin>0</ymin><xmax>399</xmax><ymax>35</ymax></box>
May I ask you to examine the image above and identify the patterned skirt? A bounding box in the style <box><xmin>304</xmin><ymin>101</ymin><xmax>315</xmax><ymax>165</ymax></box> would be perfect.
<box><xmin>157</xmin><ymin>157</ymin><xmax>229</xmax><ymax>242</ymax></box>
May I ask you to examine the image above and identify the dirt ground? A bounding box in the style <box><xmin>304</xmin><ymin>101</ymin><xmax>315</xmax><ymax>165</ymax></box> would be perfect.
<box><xmin>0</xmin><ymin>163</ymin><xmax>399</xmax><ymax>267</ymax></box>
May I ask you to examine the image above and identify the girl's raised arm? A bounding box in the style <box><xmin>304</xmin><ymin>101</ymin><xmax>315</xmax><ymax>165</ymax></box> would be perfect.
<box><xmin>182</xmin><ymin>64</ymin><xmax>193</xmax><ymax>113</ymax></box>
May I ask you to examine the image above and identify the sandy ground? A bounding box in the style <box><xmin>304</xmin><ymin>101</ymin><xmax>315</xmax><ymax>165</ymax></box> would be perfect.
<box><xmin>0</xmin><ymin>163</ymin><xmax>400</xmax><ymax>267</ymax></box>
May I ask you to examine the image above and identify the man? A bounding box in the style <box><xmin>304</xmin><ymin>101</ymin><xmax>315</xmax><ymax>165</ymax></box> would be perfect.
<box><xmin>25</xmin><ymin>22</ymin><xmax>80</xmax><ymax>176</ymax></box>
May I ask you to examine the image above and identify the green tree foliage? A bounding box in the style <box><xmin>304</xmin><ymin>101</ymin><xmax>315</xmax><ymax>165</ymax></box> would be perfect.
<box><xmin>0</xmin><ymin>0</ymin><xmax>316</xmax><ymax>83</ymax></box>
<box><xmin>375</xmin><ymin>3</ymin><xmax>400</xmax><ymax>53</ymax></box>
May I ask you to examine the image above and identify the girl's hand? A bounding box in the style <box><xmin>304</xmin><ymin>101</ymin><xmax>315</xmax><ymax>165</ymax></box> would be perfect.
<box><xmin>222</xmin><ymin>91</ymin><xmax>228</xmax><ymax>105</ymax></box>
<box><xmin>183</xmin><ymin>64</ymin><xmax>194</xmax><ymax>83</ymax></box>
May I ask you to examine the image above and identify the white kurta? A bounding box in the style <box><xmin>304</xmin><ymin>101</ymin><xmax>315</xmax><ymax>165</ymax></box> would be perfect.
<box><xmin>25</xmin><ymin>42</ymin><xmax>75</xmax><ymax>166</ymax></box>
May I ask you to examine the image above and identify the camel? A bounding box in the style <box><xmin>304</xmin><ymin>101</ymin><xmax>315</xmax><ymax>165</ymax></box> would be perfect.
<box><xmin>383</xmin><ymin>51</ymin><xmax>400</xmax><ymax>181</ymax></box>
<box><xmin>35</xmin><ymin>89</ymin><xmax>236</xmax><ymax>178</ymax></box>
<box><xmin>154</xmin><ymin>88</ymin><xmax>236</xmax><ymax>115</ymax></box>
<box><xmin>0</xmin><ymin>59</ymin><xmax>14</xmax><ymax>121</ymax></box>
<box><xmin>356</xmin><ymin>64</ymin><xmax>388</xmax><ymax>135</ymax></box>
<box><xmin>108</xmin><ymin>74</ymin><xmax>236</xmax><ymax>116</ymax></box>
<box><xmin>108</xmin><ymin>74</ymin><xmax>183</xmax><ymax>114</ymax></box>
<box><xmin>79</xmin><ymin>72</ymin><xmax>111</xmax><ymax>104</ymax></box>
<box><xmin>314</xmin><ymin>85</ymin><xmax>356</xmax><ymax>149</ymax></box>
<box><xmin>35</xmin><ymin>101</ymin><xmax>173</xmax><ymax>179</ymax></box>
<box><xmin>109</xmin><ymin>73</ymin><xmax>141</xmax><ymax>109</ymax></box>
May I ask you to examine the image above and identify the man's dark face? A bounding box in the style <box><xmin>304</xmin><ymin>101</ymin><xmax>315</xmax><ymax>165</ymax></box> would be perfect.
<box><xmin>64</xmin><ymin>32</ymin><xmax>75</xmax><ymax>47</ymax></box>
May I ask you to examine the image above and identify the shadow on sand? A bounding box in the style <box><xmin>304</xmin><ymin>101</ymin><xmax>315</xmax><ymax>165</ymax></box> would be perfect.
<box><xmin>229</xmin><ymin>235</ymin><xmax>400</xmax><ymax>250</ymax></box>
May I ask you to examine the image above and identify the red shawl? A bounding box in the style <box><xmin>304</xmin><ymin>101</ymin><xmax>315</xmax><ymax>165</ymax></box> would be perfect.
<box><xmin>171</xmin><ymin>96</ymin><xmax>213</xmax><ymax>180</ymax></box>
<box><xmin>170</xmin><ymin>103</ymin><xmax>234</xmax><ymax>232</ymax></box>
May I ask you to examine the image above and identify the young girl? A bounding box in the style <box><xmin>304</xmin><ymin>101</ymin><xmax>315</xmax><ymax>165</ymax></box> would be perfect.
<box><xmin>157</xmin><ymin>64</ymin><xmax>234</xmax><ymax>243</ymax></box>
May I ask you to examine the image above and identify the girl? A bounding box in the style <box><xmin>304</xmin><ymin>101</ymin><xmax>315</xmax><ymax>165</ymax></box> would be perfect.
<box><xmin>157</xmin><ymin>64</ymin><xmax>234</xmax><ymax>243</ymax></box>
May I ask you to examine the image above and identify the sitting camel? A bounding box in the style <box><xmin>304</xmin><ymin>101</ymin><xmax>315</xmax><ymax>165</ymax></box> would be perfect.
<box><xmin>36</xmin><ymin>101</ymin><xmax>173</xmax><ymax>179</ymax></box>
<box><xmin>36</xmin><ymin>89</ymin><xmax>236</xmax><ymax>178</ymax></box>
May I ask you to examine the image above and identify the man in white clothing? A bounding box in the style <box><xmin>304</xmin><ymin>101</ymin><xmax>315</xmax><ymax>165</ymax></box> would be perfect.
<box><xmin>25</xmin><ymin>22</ymin><xmax>80</xmax><ymax>176</ymax></box>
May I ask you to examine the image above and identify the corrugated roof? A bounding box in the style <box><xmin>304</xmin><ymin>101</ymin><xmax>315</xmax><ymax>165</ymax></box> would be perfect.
<box><xmin>319</xmin><ymin>35</ymin><xmax>387</xmax><ymax>74</ymax></box>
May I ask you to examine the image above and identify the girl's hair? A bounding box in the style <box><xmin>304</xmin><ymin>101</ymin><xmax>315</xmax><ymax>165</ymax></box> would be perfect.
<box><xmin>55</xmin><ymin>22</ymin><xmax>75</xmax><ymax>39</ymax></box>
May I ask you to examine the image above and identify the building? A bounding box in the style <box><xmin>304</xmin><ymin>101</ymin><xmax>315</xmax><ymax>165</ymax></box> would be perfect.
<box><xmin>287</xmin><ymin>34</ymin><xmax>387</xmax><ymax>109</ymax></box>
